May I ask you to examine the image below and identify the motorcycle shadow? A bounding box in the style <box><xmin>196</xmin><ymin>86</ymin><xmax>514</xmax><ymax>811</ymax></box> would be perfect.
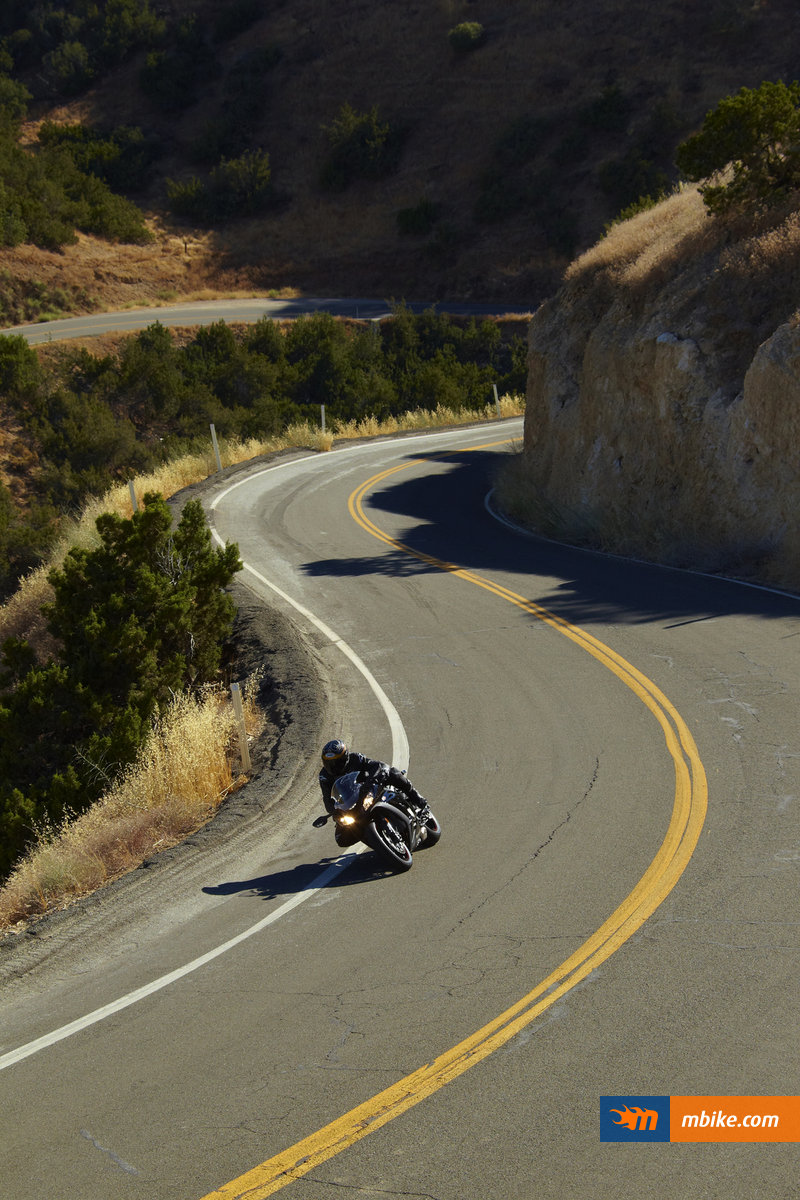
<box><xmin>202</xmin><ymin>851</ymin><xmax>398</xmax><ymax>901</ymax></box>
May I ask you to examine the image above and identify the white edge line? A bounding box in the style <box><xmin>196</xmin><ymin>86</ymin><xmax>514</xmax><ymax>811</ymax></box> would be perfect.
<box><xmin>484</xmin><ymin>487</ymin><xmax>800</xmax><ymax>603</ymax></box>
<box><xmin>1</xmin><ymin>446</ymin><xmax>422</xmax><ymax>1073</ymax></box>
<box><xmin>0</xmin><ymin>856</ymin><xmax>358</xmax><ymax>1072</ymax></box>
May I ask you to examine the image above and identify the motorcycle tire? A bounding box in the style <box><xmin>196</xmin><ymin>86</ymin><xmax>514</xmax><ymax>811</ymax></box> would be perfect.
<box><xmin>364</xmin><ymin>814</ymin><xmax>413</xmax><ymax>872</ymax></box>
<box><xmin>418</xmin><ymin>811</ymin><xmax>442</xmax><ymax>849</ymax></box>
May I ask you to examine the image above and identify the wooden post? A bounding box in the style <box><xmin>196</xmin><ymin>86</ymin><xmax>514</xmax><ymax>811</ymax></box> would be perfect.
<box><xmin>320</xmin><ymin>404</ymin><xmax>326</xmax><ymax>433</ymax></box>
<box><xmin>128</xmin><ymin>481</ymin><xmax>139</xmax><ymax>512</ymax></box>
<box><xmin>230</xmin><ymin>683</ymin><xmax>252</xmax><ymax>772</ymax></box>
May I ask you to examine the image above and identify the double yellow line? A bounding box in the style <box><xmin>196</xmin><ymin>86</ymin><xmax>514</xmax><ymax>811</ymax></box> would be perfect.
<box><xmin>201</xmin><ymin>443</ymin><xmax>708</xmax><ymax>1199</ymax></box>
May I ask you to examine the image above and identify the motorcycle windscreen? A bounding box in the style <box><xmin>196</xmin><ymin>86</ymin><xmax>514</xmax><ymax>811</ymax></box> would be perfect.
<box><xmin>331</xmin><ymin>771</ymin><xmax>363</xmax><ymax>812</ymax></box>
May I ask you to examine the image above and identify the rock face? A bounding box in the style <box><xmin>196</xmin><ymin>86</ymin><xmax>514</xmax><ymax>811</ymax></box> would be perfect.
<box><xmin>521</xmin><ymin>204</ymin><xmax>800</xmax><ymax>589</ymax></box>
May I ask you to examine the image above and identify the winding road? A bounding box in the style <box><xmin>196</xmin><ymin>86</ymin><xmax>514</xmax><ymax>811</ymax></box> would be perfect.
<box><xmin>0</xmin><ymin>300</ymin><xmax>798</xmax><ymax>1196</ymax></box>
<box><xmin>0</xmin><ymin>419</ymin><xmax>798</xmax><ymax>1198</ymax></box>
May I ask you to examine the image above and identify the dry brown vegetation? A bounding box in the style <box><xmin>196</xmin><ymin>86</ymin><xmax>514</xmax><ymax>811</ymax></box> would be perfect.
<box><xmin>6</xmin><ymin>1</ymin><xmax>800</xmax><ymax>317</ymax></box>
<box><xmin>567</xmin><ymin>182</ymin><xmax>800</xmax><ymax>374</ymax></box>
<box><xmin>0</xmin><ymin>682</ymin><xmax>264</xmax><ymax>932</ymax></box>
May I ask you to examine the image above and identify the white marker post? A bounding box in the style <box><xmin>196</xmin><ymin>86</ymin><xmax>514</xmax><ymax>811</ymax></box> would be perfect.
<box><xmin>230</xmin><ymin>683</ymin><xmax>252</xmax><ymax>772</ymax></box>
<box><xmin>210</xmin><ymin>423</ymin><xmax>223</xmax><ymax>473</ymax></box>
<box><xmin>493</xmin><ymin>383</ymin><xmax>501</xmax><ymax>419</ymax></box>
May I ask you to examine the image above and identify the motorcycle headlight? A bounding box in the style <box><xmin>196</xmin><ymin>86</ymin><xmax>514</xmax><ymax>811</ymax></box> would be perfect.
<box><xmin>339</xmin><ymin>814</ymin><xmax>356</xmax><ymax>826</ymax></box>
<box><xmin>362</xmin><ymin>794</ymin><xmax>374</xmax><ymax>811</ymax></box>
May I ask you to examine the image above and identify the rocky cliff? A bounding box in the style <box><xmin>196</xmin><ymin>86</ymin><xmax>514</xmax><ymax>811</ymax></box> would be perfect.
<box><xmin>513</xmin><ymin>188</ymin><xmax>800</xmax><ymax>592</ymax></box>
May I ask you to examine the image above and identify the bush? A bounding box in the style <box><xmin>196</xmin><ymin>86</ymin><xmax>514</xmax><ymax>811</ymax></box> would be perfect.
<box><xmin>38</xmin><ymin>122</ymin><xmax>162</xmax><ymax>194</ymax></box>
<box><xmin>578</xmin><ymin>85</ymin><xmax>631</xmax><ymax>134</ymax></box>
<box><xmin>0</xmin><ymin>494</ymin><xmax>241</xmax><ymax>878</ymax></box>
<box><xmin>42</xmin><ymin>39</ymin><xmax>94</xmax><ymax>96</ymax></box>
<box><xmin>319</xmin><ymin>103</ymin><xmax>404</xmax><ymax>190</ymax></box>
<box><xmin>0</xmin><ymin>74</ymin><xmax>31</xmax><ymax>126</ymax></box>
<box><xmin>0</xmin><ymin>116</ymin><xmax>152</xmax><ymax>248</ymax></box>
<box><xmin>675</xmin><ymin>80</ymin><xmax>800</xmax><ymax>212</ymax></box>
<box><xmin>448</xmin><ymin>22</ymin><xmax>486</xmax><ymax>52</ymax></box>
<box><xmin>167</xmin><ymin>150</ymin><xmax>273</xmax><ymax>223</ymax></box>
<box><xmin>210</xmin><ymin>150</ymin><xmax>273</xmax><ymax>218</ymax></box>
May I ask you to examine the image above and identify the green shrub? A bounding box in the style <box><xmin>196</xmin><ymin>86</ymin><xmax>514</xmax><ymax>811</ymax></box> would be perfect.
<box><xmin>0</xmin><ymin>115</ymin><xmax>151</xmax><ymax>248</ymax></box>
<box><xmin>166</xmin><ymin>175</ymin><xmax>207</xmax><ymax>221</ymax></box>
<box><xmin>675</xmin><ymin>80</ymin><xmax>800</xmax><ymax>212</ymax></box>
<box><xmin>0</xmin><ymin>74</ymin><xmax>31</xmax><ymax>126</ymax></box>
<box><xmin>0</xmin><ymin>483</ymin><xmax>58</xmax><ymax>599</ymax></box>
<box><xmin>320</xmin><ymin>103</ymin><xmax>404</xmax><ymax>190</ymax></box>
<box><xmin>0</xmin><ymin>0</ymin><xmax>164</xmax><ymax>99</ymax></box>
<box><xmin>98</xmin><ymin>0</ymin><xmax>165</xmax><ymax>66</ymax></box>
<box><xmin>448</xmin><ymin>22</ymin><xmax>486</xmax><ymax>52</ymax></box>
<box><xmin>167</xmin><ymin>150</ymin><xmax>273</xmax><ymax>223</ymax></box>
<box><xmin>38</xmin><ymin>122</ymin><xmax>162</xmax><ymax>194</ymax></box>
<box><xmin>210</xmin><ymin>150</ymin><xmax>273</xmax><ymax>218</ymax></box>
<box><xmin>42</xmin><ymin>39</ymin><xmax>93</xmax><ymax>96</ymax></box>
<box><xmin>0</xmin><ymin>495</ymin><xmax>241</xmax><ymax>878</ymax></box>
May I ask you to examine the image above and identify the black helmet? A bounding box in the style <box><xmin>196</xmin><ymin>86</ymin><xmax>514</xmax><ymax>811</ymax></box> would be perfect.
<box><xmin>321</xmin><ymin>739</ymin><xmax>348</xmax><ymax>777</ymax></box>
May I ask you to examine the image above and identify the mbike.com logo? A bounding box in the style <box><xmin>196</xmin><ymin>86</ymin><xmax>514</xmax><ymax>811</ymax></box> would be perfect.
<box><xmin>600</xmin><ymin>1096</ymin><xmax>800</xmax><ymax>1143</ymax></box>
<box><xmin>600</xmin><ymin>1096</ymin><xmax>670</xmax><ymax>1142</ymax></box>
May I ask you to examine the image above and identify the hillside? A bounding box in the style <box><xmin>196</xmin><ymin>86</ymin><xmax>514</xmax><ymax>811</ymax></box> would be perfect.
<box><xmin>497</xmin><ymin>185</ymin><xmax>800</xmax><ymax>592</ymax></box>
<box><xmin>4</xmin><ymin>0</ymin><xmax>800</xmax><ymax>315</ymax></box>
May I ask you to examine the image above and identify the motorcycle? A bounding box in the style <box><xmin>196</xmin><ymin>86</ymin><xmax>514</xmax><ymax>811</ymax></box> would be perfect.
<box><xmin>312</xmin><ymin>770</ymin><xmax>441</xmax><ymax>872</ymax></box>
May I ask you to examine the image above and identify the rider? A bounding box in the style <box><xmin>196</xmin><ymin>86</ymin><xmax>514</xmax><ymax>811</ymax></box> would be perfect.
<box><xmin>319</xmin><ymin>739</ymin><xmax>431</xmax><ymax>846</ymax></box>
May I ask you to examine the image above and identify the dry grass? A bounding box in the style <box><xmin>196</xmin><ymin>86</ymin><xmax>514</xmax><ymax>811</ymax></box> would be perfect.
<box><xmin>0</xmin><ymin>679</ymin><xmax>264</xmax><ymax>933</ymax></box>
<box><xmin>567</xmin><ymin>184</ymin><xmax>800</xmax><ymax>337</ymax></box>
<box><xmin>566</xmin><ymin>186</ymin><xmax>718</xmax><ymax>292</ymax></box>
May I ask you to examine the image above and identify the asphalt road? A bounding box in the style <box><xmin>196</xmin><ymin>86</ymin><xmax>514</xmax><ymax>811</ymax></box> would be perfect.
<box><xmin>0</xmin><ymin>296</ymin><xmax>534</xmax><ymax>345</ymax></box>
<box><xmin>0</xmin><ymin>420</ymin><xmax>797</xmax><ymax>1199</ymax></box>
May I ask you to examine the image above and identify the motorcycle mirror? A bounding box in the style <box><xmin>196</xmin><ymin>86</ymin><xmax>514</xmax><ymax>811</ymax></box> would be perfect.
<box><xmin>312</xmin><ymin>814</ymin><xmax>329</xmax><ymax>828</ymax></box>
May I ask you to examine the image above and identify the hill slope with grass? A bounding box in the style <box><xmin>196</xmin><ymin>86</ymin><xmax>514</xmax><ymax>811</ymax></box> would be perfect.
<box><xmin>3</xmin><ymin>0</ymin><xmax>800</xmax><ymax>316</ymax></box>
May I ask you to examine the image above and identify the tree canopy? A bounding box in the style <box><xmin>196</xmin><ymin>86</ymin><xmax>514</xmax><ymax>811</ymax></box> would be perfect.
<box><xmin>676</xmin><ymin>80</ymin><xmax>800</xmax><ymax>212</ymax></box>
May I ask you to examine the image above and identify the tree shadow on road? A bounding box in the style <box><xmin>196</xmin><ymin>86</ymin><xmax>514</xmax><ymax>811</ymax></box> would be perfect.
<box><xmin>300</xmin><ymin>446</ymin><xmax>800</xmax><ymax>627</ymax></box>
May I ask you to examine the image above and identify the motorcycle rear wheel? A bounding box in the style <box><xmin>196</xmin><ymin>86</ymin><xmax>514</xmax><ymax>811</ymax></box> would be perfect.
<box><xmin>365</xmin><ymin>814</ymin><xmax>413</xmax><ymax>872</ymax></box>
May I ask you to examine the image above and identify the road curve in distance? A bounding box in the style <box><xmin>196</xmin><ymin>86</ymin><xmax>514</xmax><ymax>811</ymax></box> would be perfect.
<box><xmin>2</xmin><ymin>296</ymin><xmax>534</xmax><ymax>345</ymax></box>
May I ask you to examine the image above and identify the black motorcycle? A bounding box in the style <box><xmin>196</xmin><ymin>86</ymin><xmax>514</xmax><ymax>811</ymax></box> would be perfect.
<box><xmin>313</xmin><ymin>770</ymin><xmax>441</xmax><ymax>871</ymax></box>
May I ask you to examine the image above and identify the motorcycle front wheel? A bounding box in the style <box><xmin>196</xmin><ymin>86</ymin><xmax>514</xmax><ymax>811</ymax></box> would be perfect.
<box><xmin>364</xmin><ymin>814</ymin><xmax>413</xmax><ymax>872</ymax></box>
<box><xmin>419</xmin><ymin>811</ymin><xmax>442</xmax><ymax>848</ymax></box>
